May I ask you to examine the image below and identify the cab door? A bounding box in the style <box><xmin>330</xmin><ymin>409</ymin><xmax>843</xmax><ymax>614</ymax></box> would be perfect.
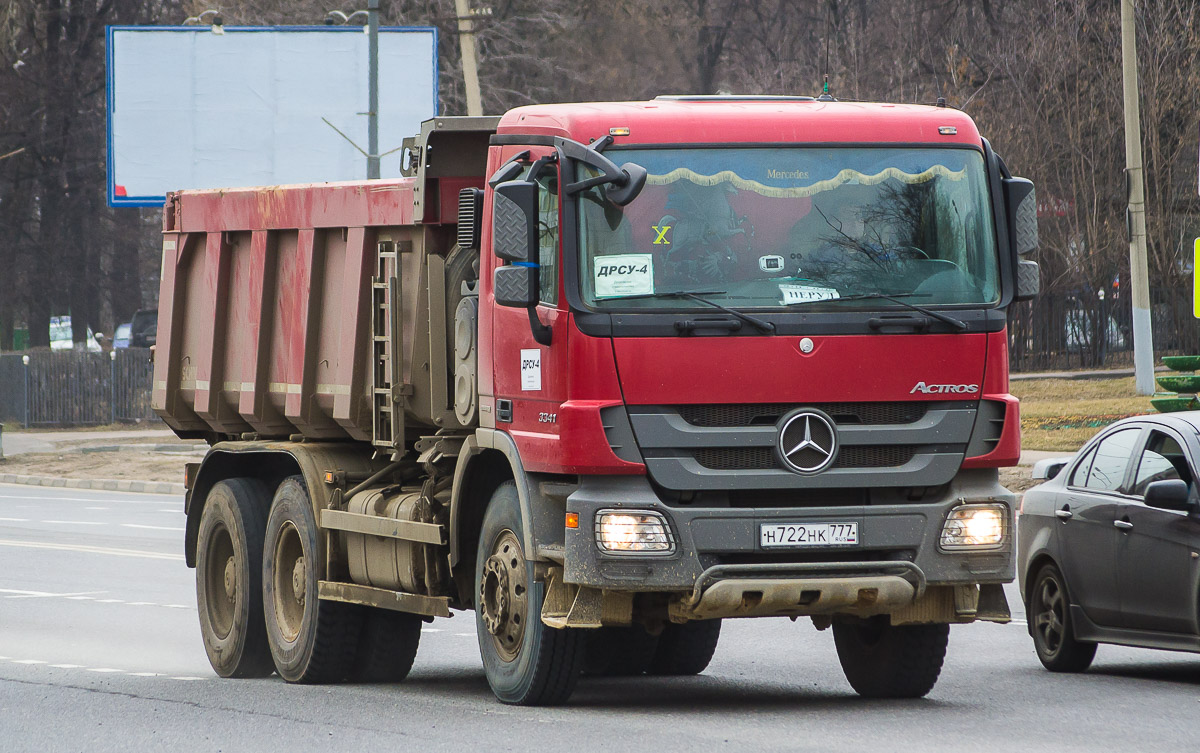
<box><xmin>1115</xmin><ymin>428</ymin><xmax>1200</xmax><ymax>634</ymax></box>
<box><xmin>485</xmin><ymin>147</ymin><xmax>569</xmax><ymax>470</ymax></box>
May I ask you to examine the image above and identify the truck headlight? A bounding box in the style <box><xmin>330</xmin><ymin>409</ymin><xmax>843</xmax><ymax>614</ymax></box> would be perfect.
<box><xmin>594</xmin><ymin>510</ymin><xmax>675</xmax><ymax>555</ymax></box>
<box><xmin>940</xmin><ymin>503</ymin><xmax>1007</xmax><ymax>551</ymax></box>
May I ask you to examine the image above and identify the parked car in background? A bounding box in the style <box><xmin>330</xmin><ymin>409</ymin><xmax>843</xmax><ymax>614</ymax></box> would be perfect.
<box><xmin>128</xmin><ymin>309</ymin><xmax>157</xmax><ymax>348</ymax></box>
<box><xmin>1018</xmin><ymin>414</ymin><xmax>1200</xmax><ymax>671</ymax></box>
<box><xmin>48</xmin><ymin>315</ymin><xmax>101</xmax><ymax>352</ymax></box>
<box><xmin>113</xmin><ymin>322</ymin><xmax>132</xmax><ymax>349</ymax></box>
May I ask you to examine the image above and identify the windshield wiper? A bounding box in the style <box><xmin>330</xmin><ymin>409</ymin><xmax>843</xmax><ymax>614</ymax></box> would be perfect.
<box><xmin>785</xmin><ymin>292</ymin><xmax>968</xmax><ymax>331</ymax></box>
<box><xmin>601</xmin><ymin>289</ymin><xmax>776</xmax><ymax>333</ymax></box>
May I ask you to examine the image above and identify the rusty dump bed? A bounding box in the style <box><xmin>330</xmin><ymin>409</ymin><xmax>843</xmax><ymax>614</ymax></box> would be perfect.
<box><xmin>151</xmin><ymin>118</ymin><xmax>496</xmax><ymax>445</ymax></box>
<box><xmin>152</xmin><ymin>179</ymin><xmax>414</xmax><ymax>442</ymax></box>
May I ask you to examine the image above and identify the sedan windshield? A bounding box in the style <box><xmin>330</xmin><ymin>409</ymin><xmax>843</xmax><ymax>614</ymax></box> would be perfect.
<box><xmin>578</xmin><ymin>147</ymin><xmax>999</xmax><ymax>310</ymax></box>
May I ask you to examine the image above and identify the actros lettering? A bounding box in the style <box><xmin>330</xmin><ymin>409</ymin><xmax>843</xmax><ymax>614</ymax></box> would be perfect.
<box><xmin>910</xmin><ymin>382</ymin><xmax>980</xmax><ymax>395</ymax></box>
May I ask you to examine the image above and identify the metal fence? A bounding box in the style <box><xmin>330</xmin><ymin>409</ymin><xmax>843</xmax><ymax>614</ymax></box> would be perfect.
<box><xmin>0</xmin><ymin>349</ymin><xmax>159</xmax><ymax>427</ymax></box>
<box><xmin>1008</xmin><ymin>286</ymin><xmax>1199</xmax><ymax>372</ymax></box>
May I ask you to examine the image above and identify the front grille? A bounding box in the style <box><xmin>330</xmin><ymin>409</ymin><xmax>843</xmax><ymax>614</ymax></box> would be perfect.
<box><xmin>691</xmin><ymin>445</ymin><xmax>919</xmax><ymax>471</ymax></box>
<box><xmin>676</xmin><ymin>402</ymin><xmax>928</xmax><ymax>427</ymax></box>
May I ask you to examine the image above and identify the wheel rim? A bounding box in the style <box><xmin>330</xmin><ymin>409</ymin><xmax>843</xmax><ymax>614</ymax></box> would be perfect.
<box><xmin>479</xmin><ymin>529</ymin><xmax>528</xmax><ymax>662</ymax></box>
<box><xmin>1034</xmin><ymin>574</ymin><xmax>1066</xmax><ymax>656</ymax></box>
<box><xmin>203</xmin><ymin>522</ymin><xmax>236</xmax><ymax>639</ymax></box>
<box><xmin>272</xmin><ymin>521</ymin><xmax>307</xmax><ymax>643</ymax></box>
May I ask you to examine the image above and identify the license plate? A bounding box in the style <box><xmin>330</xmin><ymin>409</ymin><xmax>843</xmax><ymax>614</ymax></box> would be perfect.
<box><xmin>760</xmin><ymin>522</ymin><xmax>858</xmax><ymax>548</ymax></box>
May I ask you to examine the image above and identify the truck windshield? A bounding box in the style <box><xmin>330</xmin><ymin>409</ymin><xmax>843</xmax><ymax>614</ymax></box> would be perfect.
<box><xmin>577</xmin><ymin>147</ymin><xmax>999</xmax><ymax>310</ymax></box>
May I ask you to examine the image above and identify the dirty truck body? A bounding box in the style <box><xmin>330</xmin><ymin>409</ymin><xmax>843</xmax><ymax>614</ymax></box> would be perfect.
<box><xmin>156</xmin><ymin>98</ymin><xmax>1040</xmax><ymax>704</ymax></box>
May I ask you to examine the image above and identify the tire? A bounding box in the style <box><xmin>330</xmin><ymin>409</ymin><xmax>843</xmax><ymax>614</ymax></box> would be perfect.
<box><xmin>649</xmin><ymin>619</ymin><xmax>722</xmax><ymax>676</ymax></box>
<box><xmin>263</xmin><ymin>476</ymin><xmax>361</xmax><ymax>683</ymax></box>
<box><xmin>1028</xmin><ymin>564</ymin><xmax>1097</xmax><ymax>672</ymax></box>
<box><xmin>195</xmin><ymin>478</ymin><xmax>276</xmax><ymax>678</ymax></box>
<box><xmin>584</xmin><ymin>625</ymin><xmax>660</xmax><ymax>676</ymax></box>
<box><xmin>475</xmin><ymin>480</ymin><xmax>585</xmax><ymax>705</ymax></box>
<box><xmin>350</xmin><ymin>607</ymin><xmax>422</xmax><ymax>683</ymax></box>
<box><xmin>833</xmin><ymin>617</ymin><xmax>949</xmax><ymax>698</ymax></box>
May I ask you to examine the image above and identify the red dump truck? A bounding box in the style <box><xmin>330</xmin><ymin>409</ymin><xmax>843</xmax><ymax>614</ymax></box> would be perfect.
<box><xmin>155</xmin><ymin>96</ymin><xmax>1040</xmax><ymax>705</ymax></box>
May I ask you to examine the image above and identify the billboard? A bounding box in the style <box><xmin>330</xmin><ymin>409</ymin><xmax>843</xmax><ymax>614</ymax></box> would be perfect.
<box><xmin>106</xmin><ymin>26</ymin><xmax>437</xmax><ymax>207</ymax></box>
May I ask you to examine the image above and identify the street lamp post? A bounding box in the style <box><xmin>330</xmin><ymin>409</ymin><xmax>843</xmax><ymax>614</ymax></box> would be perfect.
<box><xmin>367</xmin><ymin>0</ymin><xmax>380</xmax><ymax>179</ymax></box>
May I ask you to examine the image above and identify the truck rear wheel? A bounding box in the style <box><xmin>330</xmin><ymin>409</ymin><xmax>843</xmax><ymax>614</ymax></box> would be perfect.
<box><xmin>475</xmin><ymin>481</ymin><xmax>585</xmax><ymax>705</ymax></box>
<box><xmin>351</xmin><ymin>607</ymin><xmax>422</xmax><ymax>683</ymax></box>
<box><xmin>263</xmin><ymin>476</ymin><xmax>361</xmax><ymax>683</ymax></box>
<box><xmin>649</xmin><ymin>619</ymin><xmax>722</xmax><ymax>676</ymax></box>
<box><xmin>195</xmin><ymin>478</ymin><xmax>276</xmax><ymax>678</ymax></box>
<box><xmin>832</xmin><ymin>617</ymin><xmax>948</xmax><ymax>698</ymax></box>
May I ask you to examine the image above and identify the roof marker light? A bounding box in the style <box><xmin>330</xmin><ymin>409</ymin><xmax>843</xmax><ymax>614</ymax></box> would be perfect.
<box><xmin>609</xmin><ymin>127</ymin><xmax>630</xmax><ymax>136</ymax></box>
<box><xmin>938</xmin><ymin>126</ymin><xmax>958</xmax><ymax>135</ymax></box>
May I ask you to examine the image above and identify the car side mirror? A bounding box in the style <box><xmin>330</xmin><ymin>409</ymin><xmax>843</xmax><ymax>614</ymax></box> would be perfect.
<box><xmin>1143</xmin><ymin>479</ymin><xmax>1192</xmax><ymax>512</ymax></box>
<box><xmin>492</xmin><ymin>179</ymin><xmax>539</xmax><ymax>263</ymax></box>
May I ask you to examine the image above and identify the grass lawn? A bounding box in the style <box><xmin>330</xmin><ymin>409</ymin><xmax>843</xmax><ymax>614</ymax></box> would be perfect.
<box><xmin>1012</xmin><ymin>376</ymin><xmax>1156</xmax><ymax>451</ymax></box>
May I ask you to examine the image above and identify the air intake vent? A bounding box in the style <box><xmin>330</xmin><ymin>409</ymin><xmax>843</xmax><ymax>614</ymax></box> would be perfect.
<box><xmin>457</xmin><ymin>187</ymin><xmax>484</xmax><ymax>250</ymax></box>
<box><xmin>676</xmin><ymin>402</ymin><xmax>928</xmax><ymax>428</ymax></box>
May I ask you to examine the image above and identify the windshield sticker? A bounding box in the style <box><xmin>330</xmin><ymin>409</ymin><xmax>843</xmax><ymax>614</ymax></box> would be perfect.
<box><xmin>595</xmin><ymin>254</ymin><xmax>654</xmax><ymax>298</ymax></box>
<box><xmin>779</xmin><ymin>284</ymin><xmax>840</xmax><ymax>305</ymax></box>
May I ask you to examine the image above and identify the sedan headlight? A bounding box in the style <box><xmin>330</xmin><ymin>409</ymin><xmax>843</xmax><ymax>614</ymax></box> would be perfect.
<box><xmin>940</xmin><ymin>503</ymin><xmax>1008</xmax><ymax>551</ymax></box>
<box><xmin>594</xmin><ymin>510</ymin><xmax>675</xmax><ymax>555</ymax></box>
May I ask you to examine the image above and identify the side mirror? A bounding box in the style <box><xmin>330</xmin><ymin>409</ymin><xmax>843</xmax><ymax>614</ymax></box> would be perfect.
<box><xmin>1015</xmin><ymin>258</ymin><xmax>1040</xmax><ymax>301</ymax></box>
<box><xmin>1003</xmin><ymin>177</ymin><xmax>1038</xmax><ymax>256</ymax></box>
<box><xmin>492</xmin><ymin>180</ymin><xmax>539</xmax><ymax>263</ymax></box>
<box><xmin>494</xmin><ymin>265</ymin><xmax>538</xmax><ymax>308</ymax></box>
<box><xmin>1144</xmin><ymin>479</ymin><xmax>1193</xmax><ymax>512</ymax></box>
<box><xmin>1031</xmin><ymin>456</ymin><xmax>1072</xmax><ymax>481</ymax></box>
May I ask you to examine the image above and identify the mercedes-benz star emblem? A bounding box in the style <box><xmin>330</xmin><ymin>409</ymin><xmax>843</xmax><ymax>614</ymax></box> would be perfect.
<box><xmin>776</xmin><ymin>409</ymin><xmax>839</xmax><ymax>474</ymax></box>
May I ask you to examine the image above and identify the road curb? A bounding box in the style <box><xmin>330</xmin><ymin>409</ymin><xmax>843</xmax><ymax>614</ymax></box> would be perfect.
<box><xmin>0</xmin><ymin>473</ymin><xmax>184</xmax><ymax>495</ymax></box>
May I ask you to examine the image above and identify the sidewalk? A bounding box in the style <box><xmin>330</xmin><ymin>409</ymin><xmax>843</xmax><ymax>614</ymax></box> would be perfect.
<box><xmin>1</xmin><ymin>427</ymin><xmax>178</xmax><ymax>457</ymax></box>
<box><xmin>1012</xmin><ymin>365</ymin><xmax>1167</xmax><ymax>381</ymax></box>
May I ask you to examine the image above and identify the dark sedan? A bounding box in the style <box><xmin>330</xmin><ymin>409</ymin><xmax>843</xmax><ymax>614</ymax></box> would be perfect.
<box><xmin>1018</xmin><ymin>412</ymin><xmax>1200</xmax><ymax>671</ymax></box>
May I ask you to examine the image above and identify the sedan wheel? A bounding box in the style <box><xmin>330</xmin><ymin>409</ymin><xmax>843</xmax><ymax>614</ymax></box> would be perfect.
<box><xmin>1029</xmin><ymin>564</ymin><xmax>1096</xmax><ymax>672</ymax></box>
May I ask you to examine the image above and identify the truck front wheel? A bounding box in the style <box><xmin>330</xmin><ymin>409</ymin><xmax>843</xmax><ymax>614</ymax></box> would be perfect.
<box><xmin>649</xmin><ymin>619</ymin><xmax>722</xmax><ymax>676</ymax></box>
<box><xmin>832</xmin><ymin>617</ymin><xmax>949</xmax><ymax>698</ymax></box>
<box><xmin>195</xmin><ymin>478</ymin><xmax>275</xmax><ymax>678</ymax></box>
<box><xmin>475</xmin><ymin>481</ymin><xmax>585</xmax><ymax>705</ymax></box>
<box><xmin>262</xmin><ymin>476</ymin><xmax>361</xmax><ymax>683</ymax></box>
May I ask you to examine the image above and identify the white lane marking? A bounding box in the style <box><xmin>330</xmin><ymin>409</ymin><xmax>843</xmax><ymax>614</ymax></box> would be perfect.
<box><xmin>11</xmin><ymin>660</ymin><xmax>46</xmax><ymax>665</ymax></box>
<box><xmin>86</xmin><ymin>668</ymin><xmax>126</xmax><ymax>673</ymax></box>
<box><xmin>49</xmin><ymin>664</ymin><xmax>83</xmax><ymax>669</ymax></box>
<box><xmin>65</xmin><ymin>596</ymin><xmax>96</xmax><ymax>600</ymax></box>
<box><xmin>130</xmin><ymin>672</ymin><xmax>160</xmax><ymax>677</ymax></box>
<box><xmin>0</xmin><ymin>491</ymin><xmax>180</xmax><ymax>504</ymax></box>
<box><xmin>163</xmin><ymin>604</ymin><xmax>190</xmax><ymax>609</ymax></box>
<box><xmin>420</xmin><ymin>628</ymin><xmax>442</xmax><ymax>633</ymax></box>
<box><xmin>157</xmin><ymin>509</ymin><xmax>180</xmax><ymax>513</ymax></box>
<box><xmin>0</xmin><ymin>539</ymin><xmax>183</xmax><ymax>561</ymax></box>
<box><xmin>0</xmin><ymin>588</ymin><xmax>106</xmax><ymax>599</ymax></box>
<box><xmin>41</xmin><ymin>520</ymin><xmax>105</xmax><ymax>526</ymax></box>
<box><xmin>0</xmin><ymin>517</ymin><xmax>29</xmax><ymax>522</ymax></box>
<box><xmin>95</xmin><ymin>599</ymin><xmax>124</xmax><ymax>604</ymax></box>
<box><xmin>125</xmin><ymin>601</ymin><xmax>154</xmax><ymax>606</ymax></box>
<box><xmin>121</xmin><ymin>524</ymin><xmax>185</xmax><ymax>532</ymax></box>
<box><xmin>454</xmin><ymin>632</ymin><xmax>474</xmax><ymax>637</ymax></box>
<box><xmin>85</xmin><ymin>507</ymin><xmax>110</xmax><ymax>511</ymax></box>
<box><xmin>171</xmin><ymin>676</ymin><xmax>205</xmax><ymax>681</ymax></box>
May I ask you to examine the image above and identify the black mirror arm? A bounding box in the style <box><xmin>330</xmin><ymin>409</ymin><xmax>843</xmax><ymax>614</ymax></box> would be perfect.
<box><xmin>528</xmin><ymin>307</ymin><xmax>552</xmax><ymax>346</ymax></box>
<box><xmin>488</xmin><ymin>150</ymin><xmax>531</xmax><ymax>187</ymax></box>
<box><xmin>555</xmin><ymin>137</ymin><xmax>628</xmax><ymax>195</ymax></box>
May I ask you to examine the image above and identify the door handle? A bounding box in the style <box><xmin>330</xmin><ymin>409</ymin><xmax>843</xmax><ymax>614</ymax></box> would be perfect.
<box><xmin>1055</xmin><ymin>507</ymin><xmax>1073</xmax><ymax>520</ymax></box>
<box><xmin>1114</xmin><ymin>519</ymin><xmax>1134</xmax><ymax>531</ymax></box>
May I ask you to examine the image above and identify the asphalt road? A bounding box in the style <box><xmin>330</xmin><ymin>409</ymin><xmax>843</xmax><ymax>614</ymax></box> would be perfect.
<box><xmin>2</xmin><ymin>483</ymin><xmax>1199</xmax><ymax>753</ymax></box>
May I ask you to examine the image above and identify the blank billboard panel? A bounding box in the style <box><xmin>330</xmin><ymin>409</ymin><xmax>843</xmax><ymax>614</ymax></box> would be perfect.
<box><xmin>107</xmin><ymin>26</ymin><xmax>437</xmax><ymax>207</ymax></box>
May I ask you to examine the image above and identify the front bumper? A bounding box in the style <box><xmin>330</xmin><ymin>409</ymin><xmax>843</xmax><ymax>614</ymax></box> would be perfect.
<box><xmin>563</xmin><ymin>470</ymin><xmax>1016</xmax><ymax>595</ymax></box>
